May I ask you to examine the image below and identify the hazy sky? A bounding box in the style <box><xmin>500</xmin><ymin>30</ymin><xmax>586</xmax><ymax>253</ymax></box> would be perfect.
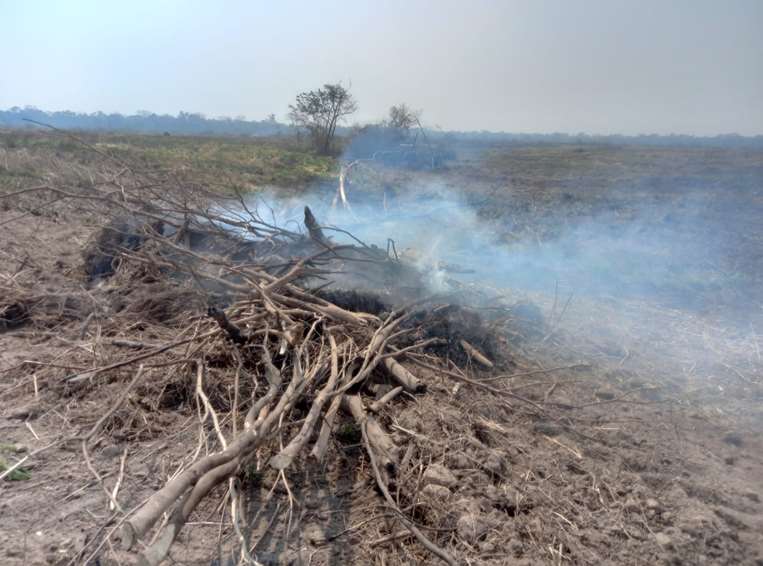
<box><xmin>1</xmin><ymin>0</ymin><xmax>761</xmax><ymax>135</ymax></box>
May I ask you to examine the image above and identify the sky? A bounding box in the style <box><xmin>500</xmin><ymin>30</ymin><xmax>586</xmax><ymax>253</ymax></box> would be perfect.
<box><xmin>1</xmin><ymin>0</ymin><xmax>761</xmax><ymax>136</ymax></box>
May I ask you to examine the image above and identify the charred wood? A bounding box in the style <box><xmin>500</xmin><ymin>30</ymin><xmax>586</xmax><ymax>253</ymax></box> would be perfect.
<box><xmin>207</xmin><ymin>306</ymin><xmax>248</xmax><ymax>345</ymax></box>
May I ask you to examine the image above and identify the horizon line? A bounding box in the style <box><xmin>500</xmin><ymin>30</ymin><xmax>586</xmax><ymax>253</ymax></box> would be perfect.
<box><xmin>1</xmin><ymin>105</ymin><xmax>761</xmax><ymax>140</ymax></box>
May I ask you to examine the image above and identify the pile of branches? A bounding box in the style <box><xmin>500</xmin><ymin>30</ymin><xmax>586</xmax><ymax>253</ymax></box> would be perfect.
<box><xmin>111</xmin><ymin>282</ymin><xmax>447</xmax><ymax>565</ymax></box>
<box><xmin>3</xmin><ymin>154</ymin><xmax>544</xmax><ymax>564</ymax></box>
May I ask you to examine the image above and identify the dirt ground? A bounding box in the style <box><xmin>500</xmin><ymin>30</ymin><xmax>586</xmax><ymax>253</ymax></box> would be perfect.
<box><xmin>1</xmin><ymin>137</ymin><xmax>762</xmax><ymax>565</ymax></box>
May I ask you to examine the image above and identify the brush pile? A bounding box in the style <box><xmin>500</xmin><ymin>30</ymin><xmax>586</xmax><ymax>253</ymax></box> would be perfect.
<box><xmin>117</xmin><ymin>200</ymin><xmax>549</xmax><ymax>565</ymax></box>
<box><xmin>102</xmin><ymin>212</ymin><xmax>478</xmax><ymax>565</ymax></box>
<box><xmin>1</xmin><ymin>175</ymin><xmax>552</xmax><ymax>565</ymax></box>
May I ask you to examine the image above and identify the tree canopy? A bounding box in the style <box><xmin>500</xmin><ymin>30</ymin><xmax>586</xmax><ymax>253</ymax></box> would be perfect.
<box><xmin>386</xmin><ymin>103</ymin><xmax>420</xmax><ymax>134</ymax></box>
<box><xmin>288</xmin><ymin>83</ymin><xmax>357</xmax><ymax>154</ymax></box>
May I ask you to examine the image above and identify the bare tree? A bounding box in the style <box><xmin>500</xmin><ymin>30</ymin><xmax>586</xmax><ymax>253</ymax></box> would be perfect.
<box><xmin>288</xmin><ymin>83</ymin><xmax>358</xmax><ymax>154</ymax></box>
<box><xmin>387</xmin><ymin>103</ymin><xmax>420</xmax><ymax>133</ymax></box>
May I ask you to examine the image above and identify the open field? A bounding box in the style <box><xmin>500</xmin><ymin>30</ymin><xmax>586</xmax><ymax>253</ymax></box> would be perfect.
<box><xmin>340</xmin><ymin>139</ymin><xmax>763</xmax><ymax>318</ymax></box>
<box><xmin>0</xmin><ymin>130</ymin><xmax>335</xmax><ymax>190</ymax></box>
<box><xmin>1</xmin><ymin>130</ymin><xmax>762</xmax><ymax>565</ymax></box>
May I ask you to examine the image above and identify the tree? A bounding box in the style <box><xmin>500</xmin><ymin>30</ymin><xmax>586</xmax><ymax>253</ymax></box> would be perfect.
<box><xmin>288</xmin><ymin>83</ymin><xmax>357</xmax><ymax>154</ymax></box>
<box><xmin>387</xmin><ymin>103</ymin><xmax>420</xmax><ymax>133</ymax></box>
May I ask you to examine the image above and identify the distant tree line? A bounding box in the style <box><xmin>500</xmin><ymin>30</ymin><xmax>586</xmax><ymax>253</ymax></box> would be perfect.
<box><xmin>0</xmin><ymin>106</ymin><xmax>290</xmax><ymax>137</ymax></box>
<box><xmin>1</xmin><ymin>104</ymin><xmax>761</xmax><ymax>150</ymax></box>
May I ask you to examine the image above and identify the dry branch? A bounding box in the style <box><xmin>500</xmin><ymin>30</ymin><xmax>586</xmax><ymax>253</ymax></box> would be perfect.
<box><xmin>369</xmin><ymin>386</ymin><xmax>404</xmax><ymax>413</ymax></box>
<box><xmin>309</xmin><ymin>394</ymin><xmax>343</xmax><ymax>462</ymax></box>
<box><xmin>361</xmin><ymin>421</ymin><xmax>457</xmax><ymax>566</ymax></box>
<box><xmin>459</xmin><ymin>339</ymin><xmax>494</xmax><ymax>369</ymax></box>
<box><xmin>343</xmin><ymin>394</ymin><xmax>399</xmax><ymax>477</ymax></box>
<box><xmin>269</xmin><ymin>333</ymin><xmax>340</xmax><ymax>470</ymax></box>
<box><xmin>383</xmin><ymin>357</ymin><xmax>425</xmax><ymax>392</ymax></box>
<box><xmin>207</xmin><ymin>306</ymin><xmax>248</xmax><ymax>345</ymax></box>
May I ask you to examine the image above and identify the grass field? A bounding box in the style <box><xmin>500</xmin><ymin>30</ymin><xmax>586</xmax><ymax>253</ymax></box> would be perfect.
<box><xmin>0</xmin><ymin>129</ymin><xmax>336</xmax><ymax>189</ymax></box>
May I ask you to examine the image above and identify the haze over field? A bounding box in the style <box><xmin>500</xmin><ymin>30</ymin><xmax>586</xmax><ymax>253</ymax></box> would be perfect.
<box><xmin>1</xmin><ymin>0</ymin><xmax>761</xmax><ymax>136</ymax></box>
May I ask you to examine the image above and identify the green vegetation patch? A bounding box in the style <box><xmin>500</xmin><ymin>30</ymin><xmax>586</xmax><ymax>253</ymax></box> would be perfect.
<box><xmin>0</xmin><ymin>451</ymin><xmax>31</xmax><ymax>481</ymax></box>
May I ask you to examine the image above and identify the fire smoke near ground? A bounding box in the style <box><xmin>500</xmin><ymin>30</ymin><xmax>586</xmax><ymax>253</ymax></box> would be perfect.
<box><xmin>226</xmin><ymin>177</ymin><xmax>763</xmax><ymax>404</ymax></box>
<box><xmin>238</xmin><ymin>180</ymin><xmax>755</xmax><ymax>325</ymax></box>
